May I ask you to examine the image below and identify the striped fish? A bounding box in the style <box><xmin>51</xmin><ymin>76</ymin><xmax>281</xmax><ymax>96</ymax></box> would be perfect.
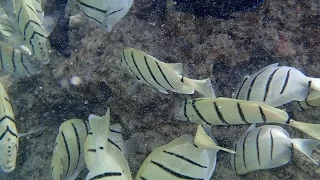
<box><xmin>86</xmin><ymin>108</ymin><xmax>132</xmax><ymax>180</ymax></box>
<box><xmin>297</xmin><ymin>90</ymin><xmax>320</xmax><ymax>111</ymax></box>
<box><xmin>174</xmin><ymin>97</ymin><xmax>320</xmax><ymax>140</ymax></box>
<box><xmin>232</xmin><ymin>63</ymin><xmax>320</xmax><ymax>107</ymax></box>
<box><xmin>0</xmin><ymin>41</ymin><xmax>39</xmax><ymax>76</ymax></box>
<box><xmin>231</xmin><ymin>125</ymin><xmax>320</xmax><ymax>175</ymax></box>
<box><xmin>11</xmin><ymin>0</ymin><xmax>50</xmax><ymax>63</ymax></box>
<box><xmin>136</xmin><ymin>125</ymin><xmax>234</xmax><ymax>180</ymax></box>
<box><xmin>0</xmin><ymin>81</ymin><xmax>18</xmax><ymax>173</ymax></box>
<box><xmin>84</xmin><ymin>123</ymin><xmax>125</xmax><ymax>170</ymax></box>
<box><xmin>51</xmin><ymin>119</ymin><xmax>89</xmax><ymax>180</ymax></box>
<box><xmin>121</xmin><ymin>48</ymin><xmax>215</xmax><ymax>97</ymax></box>
<box><xmin>75</xmin><ymin>0</ymin><xmax>133</xmax><ymax>32</ymax></box>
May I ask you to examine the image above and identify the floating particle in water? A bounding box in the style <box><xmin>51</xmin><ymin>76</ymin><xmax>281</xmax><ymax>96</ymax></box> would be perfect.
<box><xmin>70</xmin><ymin>76</ymin><xmax>82</xmax><ymax>86</ymax></box>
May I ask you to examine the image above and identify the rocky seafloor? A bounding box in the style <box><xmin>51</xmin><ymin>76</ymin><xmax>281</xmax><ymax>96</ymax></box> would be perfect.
<box><xmin>1</xmin><ymin>0</ymin><xmax>320</xmax><ymax>179</ymax></box>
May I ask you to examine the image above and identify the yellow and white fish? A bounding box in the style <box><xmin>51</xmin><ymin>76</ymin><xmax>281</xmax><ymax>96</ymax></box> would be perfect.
<box><xmin>121</xmin><ymin>48</ymin><xmax>215</xmax><ymax>97</ymax></box>
<box><xmin>0</xmin><ymin>41</ymin><xmax>39</xmax><ymax>76</ymax></box>
<box><xmin>66</xmin><ymin>0</ymin><xmax>133</xmax><ymax>32</ymax></box>
<box><xmin>51</xmin><ymin>119</ymin><xmax>89</xmax><ymax>180</ymax></box>
<box><xmin>297</xmin><ymin>89</ymin><xmax>320</xmax><ymax>111</ymax></box>
<box><xmin>136</xmin><ymin>125</ymin><xmax>234</xmax><ymax>180</ymax></box>
<box><xmin>0</xmin><ymin>0</ymin><xmax>50</xmax><ymax>64</ymax></box>
<box><xmin>0</xmin><ymin>81</ymin><xmax>18</xmax><ymax>173</ymax></box>
<box><xmin>174</xmin><ymin>97</ymin><xmax>320</xmax><ymax>140</ymax></box>
<box><xmin>231</xmin><ymin>125</ymin><xmax>320</xmax><ymax>175</ymax></box>
<box><xmin>232</xmin><ymin>63</ymin><xmax>320</xmax><ymax>107</ymax></box>
<box><xmin>84</xmin><ymin>123</ymin><xmax>124</xmax><ymax>170</ymax></box>
<box><xmin>86</xmin><ymin>108</ymin><xmax>132</xmax><ymax>180</ymax></box>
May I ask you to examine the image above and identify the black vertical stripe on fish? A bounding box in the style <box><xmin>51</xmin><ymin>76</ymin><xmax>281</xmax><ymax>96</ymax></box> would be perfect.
<box><xmin>88</xmin><ymin>149</ymin><xmax>96</xmax><ymax>152</ymax></box>
<box><xmin>297</xmin><ymin>101</ymin><xmax>305</xmax><ymax>111</ymax></box>
<box><xmin>163</xmin><ymin>151</ymin><xmax>208</xmax><ymax>168</ymax></box>
<box><xmin>151</xmin><ymin>161</ymin><xmax>204</xmax><ymax>180</ymax></box>
<box><xmin>79</xmin><ymin>9</ymin><xmax>103</xmax><ymax>25</ymax></box>
<box><xmin>280</xmin><ymin>69</ymin><xmax>291</xmax><ymax>94</ymax></box>
<box><xmin>0</xmin><ymin>116</ymin><xmax>15</xmax><ymax>123</ymax></box>
<box><xmin>61</xmin><ymin>131</ymin><xmax>71</xmax><ymax>179</ymax></box>
<box><xmin>71</xmin><ymin>123</ymin><xmax>81</xmax><ymax>172</ymax></box>
<box><xmin>88</xmin><ymin>132</ymin><xmax>93</xmax><ymax>135</ymax></box>
<box><xmin>140</xmin><ymin>177</ymin><xmax>147</xmax><ymax>180</ymax></box>
<box><xmin>108</xmin><ymin>7</ymin><xmax>124</xmax><ymax>16</ymax></box>
<box><xmin>270</xmin><ymin>130</ymin><xmax>274</xmax><ymax>160</ymax></box>
<box><xmin>304</xmin><ymin>91</ymin><xmax>315</xmax><ymax>107</ymax></box>
<box><xmin>11</xmin><ymin>49</ymin><xmax>16</xmax><ymax>72</ymax></box>
<box><xmin>122</xmin><ymin>52</ymin><xmax>140</xmax><ymax>80</ymax></box>
<box><xmin>17</xmin><ymin>7</ymin><xmax>23</xmax><ymax>33</ymax></box>
<box><xmin>233</xmin><ymin>143</ymin><xmax>238</xmax><ymax>174</ymax></box>
<box><xmin>183</xmin><ymin>99</ymin><xmax>189</xmax><ymax>121</ymax></box>
<box><xmin>26</xmin><ymin>4</ymin><xmax>39</xmax><ymax>18</ymax></box>
<box><xmin>263</xmin><ymin>68</ymin><xmax>280</xmax><ymax>101</ymax></box>
<box><xmin>213</xmin><ymin>102</ymin><xmax>228</xmax><ymax>124</ymax></box>
<box><xmin>108</xmin><ymin>138</ymin><xmax>122</xmax><ymax>152</ymax></box>
<box><xmin>82</xmin><ymin>120</ymin><xmax>89</xmax><ymax>135</ymax></box>
<box><xmin>191</xmin><ymin>100</ymin><xmax>212</xmax><ymax>126</ymax></box>
<box><xmin>1</xmin><ymin>49</ymin><xmax>4</xmax><ymax>71</ymax></box>
<box><xmin>256</xmin><ymin>128</ymin><xmax>262</xmax><ymax>165</ymax></box>
<box><xmin>247</xmin><ymin>69</ymin><xmax>268</xmax><ymax>100</ymax></box>
<box><xmin>23</xmin><ymin>20</ymin><xmax>42</xmax><ymax>40</ymax></box>
<box><xmin>88</xmin><ymin>172</ymin><xmax>122</xmax><ymax>180</ymax></box>
<box><xmin>237</xmin><ymin>103</ymin><xmax>248</xmax><ymax>124</ymax></box>
<box><xmin>144</xmin><ymin>56</ymin><xmax>166</xmax><ymax>89</ymax></box>
<box><xmin>193</xmin><ymin>143</ymin><xmax>198</xmax><ymax>148</ymax></box>
<box><xmin>307</xmin><ymin>80</ymin><xmax>311</xmax><ymax>88</ymax></box>
<box><xmin>258</xmin><ymin>106</ymin><xmax>266</xmax><ymax>123</ymax></box>
<box><xmin>235</xmin><ymin>77</ymin><xmax>248</xmax><ymax>99</ymax></box>
<box><xmin>131</xmin><ymin>51</ymin><xmax>155</xmax><ymax>88</ymax></box>
<box><xmin>76</xmin><ymin>0</ymin><xmax>108</xmax><ymax>13</ymax></box>
<box><xmin>109</xmin><ymin>128</ymin><xmax>122</xmax><ymax>134</ymax></box>
<box><xmin>155</xmin><ymin>61</ymin><xmax>175</xmax><ymax>90</ymax></box>
<box><xmin>242</xmin><ymin>133</ymin><xmax>250</xmax><ymax>170</ymax></box>
<box><xmin>20</xmin><ymin>55</ymin><xmax>31</xmax><ymax>74</ymax></box>
<box><xmin>0</xmin><ymin>126</ymin><xmax>18</xmax><ymax>140</ymax></box>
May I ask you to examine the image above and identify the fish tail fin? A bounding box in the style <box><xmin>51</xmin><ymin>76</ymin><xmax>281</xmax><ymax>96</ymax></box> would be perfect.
<box><xmin>194</xmin><ymin>125</ymin><xmax>235</xmax><ymax>153</ymax></box>
<box><xmin>88</xmin><ymin>108</ymin><xmax>110</xmax><ymax>145</ymax></box>
<box><xmin>310</xmin><ymin>78</ymin><xmax>320</xmax><ymax>92</ymax></box>
<box><xmin>291</xmin><ymin>138</ymin><xmax>320</xmax><ymax>165</ymax></box>
<box><xmin>288</xmin><ymin>120</ymin><xmax>320</xmax><ymax>141</ymax></box>
<box><xmin>183</xmin><ymin>77</ymin><xmax>216</xmax><ymax>98</ymax></box>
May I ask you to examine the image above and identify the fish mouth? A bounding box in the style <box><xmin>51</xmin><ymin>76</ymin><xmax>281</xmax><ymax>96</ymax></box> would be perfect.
<box><xmin>2</xmin><ymin>165</ymin><xmax>15</xmax><ymax>173</ymax></box>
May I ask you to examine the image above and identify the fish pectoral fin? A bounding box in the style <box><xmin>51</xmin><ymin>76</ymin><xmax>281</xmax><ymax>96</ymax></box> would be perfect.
<box><xmin>19</xmin><ymin>127</ymin><xmax>46</xmax><ymax>138</ymax></box>
<box><xmin>175</xmin><ymin>85</ymin><xmax>194</xmax><ymax>94</ymax></box>
<box><xmin>167</xmin><ymin>63</ymin><xmax>183</xmax><ymax>74</ymax></box>
<box><xmin>290</xmin><ymin>138</ymin><xmax>320</xmax><ymax>165</ymax></box>
<box><xmin>158</xmin><ymin>88</ymin><xmax>169</xmax><ymax>94</ymax></box>
<box><xmin>194</xmin><ymin>125</ymin><xmax>235</xmax><ymax>153</ymax></box>
<box><xmin>182</xmin><ymin>77</ymin><xmax>216</xmax><ymax>98</ymax></box>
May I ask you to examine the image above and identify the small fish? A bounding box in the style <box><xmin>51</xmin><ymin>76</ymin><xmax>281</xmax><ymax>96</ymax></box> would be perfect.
<box><xmin>51</xmin><ymin>119</ymin><xmax>89</xmax><ymax>180</ymax></box>
<box><xmin>86</xmin><ymin>108</ymin><xmax>132</xmax><ymax>180</ymax></box>
<box><xmin>0</xmin><ymin>41</ymin><xmax>40</xmax><ymax>76</ymax></box>
<box><xmin>84</xmin><ymin>123</ymin><xmax>125</xmax><ymax>170</ymax></box>
<box><xmin>0</xmin><ymin>0</ymin><xmax>50</xmax><ymax>63</ymax></box>
<box><xmin>71</xmin><ymin>0</ymin><xmax>133</xmax><ymax>32</ymax></box>
<box><xmin>232</xmin><ymin>63</ymin><xmax>320</xmax><ymax>107</ymax></box>
<box><xmin>121</xmin><ymin>48</ymin><xmax>215</xmax><ymax>97</ymax></box>
<box><xmin>0</xmin><ymin>81</ymin><xmax>18</xmax><ymax>173</ymax></box>
<box><xmin>297</xmin><ymin>90</ymin><xmax>320</xmax><ymax>111</ymax></box>
<box><xmin>136</xmin><ymin>125</ymin><xmax>234</xmax><ymax>180</ymax></box>
<box><xmin>231</xmin><ymin>125</ymin><xmax>320</xmax><ymax>175</ymax></box>
<box><xmin>174</xmin><ymin>97</ymin><xmax>320</xmax><ymax>140</ymax></box>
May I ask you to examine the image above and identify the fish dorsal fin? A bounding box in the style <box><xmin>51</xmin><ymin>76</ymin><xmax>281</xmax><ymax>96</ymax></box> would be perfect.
<box><xmin>194</xmin><ymin>125</ymin><xmax>235</xmax><ymax>153</ymax></box>
<box><xmin>167</xmin><ymin>63</ymin><xmax>183</xmax><ymax>74</ymax></box>
<box><xmin>88</xmin><ymin>108</ymin><xmax>111</xmax><ymax>148</ymax></box>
